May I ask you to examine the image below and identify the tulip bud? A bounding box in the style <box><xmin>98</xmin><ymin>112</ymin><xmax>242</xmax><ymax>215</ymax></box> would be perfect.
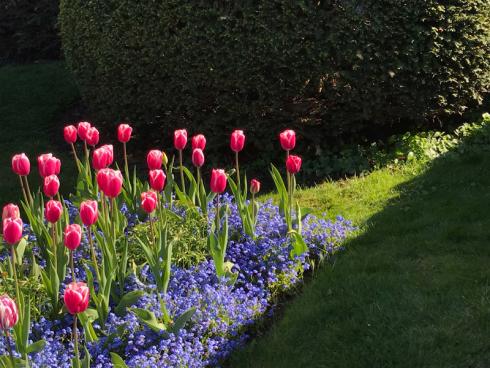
<box><xmin>250</xmin><ymin>179</ymin><xmax>261</xmax><ymax>194</ymax></box>
<box><xmin>92</xmin><ymin>145</ymin><xmax>114</xmax><ymax>170</ymax></box>
<box><xmin>77</xmin><ymin>122</ymin><xmax>91</xmax><ymax>141</ymax></box>
<box><xmin>64</xmin><ymin>125</ymin><xmax>78</xmax><ymax>144</ymax></box>
<box><xmin>80</xmin><ymin>200</ymin><xmax>98</xmax><ymax>227</ymax></box>
<box><xmin>162</xmin><ymin>151</ymin><xmax>168</xmax><ymax>166</ymax></box>
<box><xmin>174</xmin><ymin>129</ymin><xmax>188</xmax><ymax>150</ymax></box>
<box><xmin>230</xmin><ymin>130</ymin><xmax>245</xmax><ymax>152</ymax></box>
<box><xmin>3</xmin><ymin>217</ymin><xmax>23</xmax><ymax>245</ymax></box>
<box><xmin>99</xmin><ymin>169</ymin><xmax>123</xmax><ymax>198</ymax></box>
<box><xmin>141</xmin><ymin>191</ymin><xmax>158</xmax><ymax>214</ymax></box>
<box><xmin>210</xmin><ymin>169</ymin><xmax>227</xmax><ymax>194</ymax></box>
<box><xmin>2</xmin><ymin>204</ymin><xmax>20</xmax><ymax>222</ymax></box>
<box><xmin>11</xmin><ymin>153</ymin><xmax>30</xmax><ymax>176</ymax></box>
<box><xmin>0</xmin><ymin>295</ymin><xmax>18</xmax><ymax>330</ymax></box>
<box><xmin>117</xmin><ymin>123</ymin><xmax>133</xmax><ymax>143</ymax></box>
<box><xmin>63</xmin><ymin>282</ymin><xmax>89</xmax><ymax>315</ymax></box>
<box><xmin>37</xmin><ymin>153</ymin><xmax>61</xmax><ymax>178</ymax></box>
<box><xmin>43</xmin><ymin>175</ymin><xmax>60</xmax><ymax>198</ymax></box>
<box><xmin>85</xmin><ymin>127</ymin><xmax>100</xmax><ymax>146</ymax></box>
<box><xmin>147</xmin><ymin>150</ymin><xmax>163</xmax><ymax>170</ymax></box>
<box><xmin>192</xmin><ymin>148</ymin><xmax>205</xmax><ymax>168</ymax></box>
<box><xmin>279</xmin><ymin>129</ymin><xmax>296</xmax><ymax>151</ymax></box>
<box><xmin>286</xmin><ymin>155</ymin><xmax>302</xmax><ymax>174</ymax></box>
<box><xmin>149</xmin><ymin>170</ymin><xmax>166</xmax><ymax>192</ymax></box>
<box><xmin>45</xmin><ymin>200</ymin><xmax>63</xmax><ymax>224</ymax></box>
<box><xmin>191</xmin><ymin>134</ymin><xmax>206</xmax><ymax>151</ymax></box>
<box><xmin>64</xmin><ymin>224</ymin><xmax>82</xmax><ymax>250</ymax></box>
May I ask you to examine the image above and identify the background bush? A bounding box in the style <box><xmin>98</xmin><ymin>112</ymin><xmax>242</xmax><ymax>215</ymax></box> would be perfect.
<box><xmin>0</xmin><ymin>0</ymin><xmax>61</xmax><ymax>63</ymax></box>
<box><xmin>60</xmin><ymin>0</ymin><xmax>490</xmax><ymax>164</ymax></box>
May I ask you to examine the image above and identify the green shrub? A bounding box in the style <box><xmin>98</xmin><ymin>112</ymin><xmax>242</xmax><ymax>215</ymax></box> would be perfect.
<box><xmin>60</xmin><ymin>0</ymin><xmax>490</xmax><ymax>156</ymax></box>
<box><xmin>0</xmin><ymin>0</ymin><xmax>61</xmax><ymax>62</ymax></box>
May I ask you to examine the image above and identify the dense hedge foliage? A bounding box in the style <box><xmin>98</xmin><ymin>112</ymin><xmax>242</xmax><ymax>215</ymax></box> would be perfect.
<box><xmin>0</xmin><ymin>0</ymin><xmax>61</xmax><ymax>62</ymax></box>
<box><xmin>60</xmin><ymin>0</ymin><xmax>490</xmax><ymax>155</ymax></box>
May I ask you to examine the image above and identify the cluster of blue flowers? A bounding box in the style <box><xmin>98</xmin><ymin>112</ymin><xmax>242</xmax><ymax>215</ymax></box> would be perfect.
<box><xmin>1</xmin><ymin>196</ymin><xmax>354</xmax><ymax>367</ymax></box>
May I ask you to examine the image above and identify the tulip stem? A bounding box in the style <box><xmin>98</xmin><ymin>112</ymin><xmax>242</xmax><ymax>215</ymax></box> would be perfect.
<box><xmin>70</xmin><ymin>250</ymin><xmax>76</xmax><ymax>283</ymax></box>
<box><xmin>149</xmin><ymin>215</ymin><xmax>156</xmax><ymax>247</ymax></box>
<box><xmin>22</xmin><ymin>176</ymin><xmax>33</xmax><ymax>206</ymax></box>
<box><xmin>252</xmin><ymin>192</ymin><xmax>256</xmax><ymax>223</ymax></box>
<box><xmin>123</xmin><ymin>142</ymin><xmax>129</xmax><ymax>182</ymax></box>
<box><xmin>179</xmin><ymin>150</ymin><xmax>186</xmax><ymax>193</ymax></box>
<box><xmin>87</xmin><ymin>226</ymin><xmax>101</xmax><ymax>283</ymax></box>
<box><xmin>196</xmin><ymin>167</ymin><xmax>201</xmax><ymax>208</ymax></box>
<box><xmin>51</xmin><ymin>224</ymin><xmax>58</xmax><ymax>272</ymax></box>
<box><xmin>73</xmin><ymin>314</ymin><xmax>80</xmax><ymax>368</ymax></box>
<box><xmin>18</xmin><ymin>175</ymin><xmax>28</xmax><ymax>205</ymax></box>
<box><xmin>215</xmin><ymin>194</ymin><xmax>220</xmax><ymax>232</ymax></box>
<box><xmin>4</xmin><ymin>331</ymin><xmax>15</xmax><ymax>367</ymax></box>
<box><xmin>235</xmin><ymin>152</ymin><xmax>241</xmax><ymax>191</ymax></box>
<box><xmin>71</xmin><ymin>143</ymin><xmax>82</xmax><ymax>173</ymax></box>
<box><xmin>10</xmin><ymin>246</ymin><xmax>21</xmax><ymax>310</ymax></box>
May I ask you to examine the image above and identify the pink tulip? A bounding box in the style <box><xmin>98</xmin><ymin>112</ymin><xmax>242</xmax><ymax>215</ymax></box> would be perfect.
<box><xmin>64</xmin><ymin>224</ymin><xmax>82</xmax><ymax>250</ymax></box>
<box><xmin>2</xmin><ymin>204</ymin><xmax>20</xmax><ymax>222</ymax></box>
<box><xmin>11</xmin><ymin>153</ymin><xmax>30</xmax><ymax>176</ymax></box>
<box><xmin>279</xmin><ymin>129</ymin><xmax>296</xmax><ymax>151</ymax></box>
<box><xmin>43</xmin><ymin>175</ymin><xmax>60</xmax><ymax>198</ymax></box>
<box><xmin>191</xmin><ymin>134</ymin><xmax>206</xmax><ymax>151</ymax></box>
<box><xmin>117</xmin><ymin>123</ymin><xmax>132</xmax><ymax>143</ymax></box>
<box><xmin>45</xmin><ymin>200</ymin><xmax>63</xmax><ymax>224</ymax></box>
<box><xmin>80</xmin><ymin>200</ymin><xmax>98</xmax><ymax>227</ymax></box>
<box><xmin>99</xmin><ymin>169</ymin><xmax>123</xmax><ymax>198</ymax></box>
<box><xmin>147</xmin><ymin>150</ymin><xmax>163</xmax><ymax>170</ymax></box>
<box><xmin>250</xmin><ymin>179</ymin><xmax>261</xmax><ymax>194</ymax></box>
<box><xmin>63</xmin><ymin>282</ymin><xmax>89</xmax><ymax>315</ymax></box>
<box><xmin>149</xmin><ymin>170</ymin><xmax>166</xmax><ymax>192</ymax></box>
<box><xmin>141</xmin><ymin>191</ymin><xmax>158</xmax><ymax>214</ymax></box>
<box><xmin>3</xmin><ymin>218</ymin><xmax>23</xmax><ymax>245</ymax></box>
<box><xmin>64</xmin><ymin>125</ymin><xmax>78</xmax><ymax>144</ymax></box>
<box><xmin>77</xmin><ymin>122</ymin><xmax>91</xmax><ymax>141</ymax></box>
<box><xmin>192</xmin><ymin>148</ymin><xmax>205</xmax><ymax>168</ymax></box>
<box><xmin>0</xmin><ymin>295</ymin><xmax>18</xmax><ymax>330</ymax></box>
<box><xmin>92</xmin><ymin>145</ymin><xmax>114</xmax><ymax>170</ymax></box>
<box><xmin>174</xmin><ymin>129</ymin><xmax>188</xmax><ymax>150</ymax></box>
<box><xmin>37</xmin><ymin>154</ymin><xmax>61</xmax><ymax>178</ymax></box>
<box><xmin>286</xmin><ymin>155</ymin><xmax>302</xmax><ymax>174</ymax></box>
<box><xmin>230</xmin><ymin>130</ymin><xmax>245</xmax><ymax>152</ymax></box>
<box><xmin>85</xmin><ymin>127</ymin><xmax>99</xmax><ymax>146</ymax></box>
<box><xmin>210</xmin><ymin>169</ymin><xmax>227</xmax><ymax>194</ymax></box>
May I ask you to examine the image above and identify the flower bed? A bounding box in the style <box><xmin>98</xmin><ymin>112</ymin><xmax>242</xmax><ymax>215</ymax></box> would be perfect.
<box><xmin>0</xmin><ymin>124</ymin><xmax>353</xmax><ymax>367</ymax></box>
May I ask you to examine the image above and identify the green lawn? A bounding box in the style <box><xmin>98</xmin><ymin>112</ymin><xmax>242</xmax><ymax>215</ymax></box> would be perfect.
<box><xmin>0</xmin><ymin>62</ymin><xmax>79</xmax><ymax>204</ymax></box>
<box><xmin>230</xmin><ymin>140</ymin><xmax>490</xmax><ymax>366</ymax></box>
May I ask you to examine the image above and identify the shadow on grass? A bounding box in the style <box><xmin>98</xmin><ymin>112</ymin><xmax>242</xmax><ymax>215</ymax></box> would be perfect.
<box><xmin>228</xmin><ymin>125</ymin><xmax>490</xmax><ymax>368</ymax></box>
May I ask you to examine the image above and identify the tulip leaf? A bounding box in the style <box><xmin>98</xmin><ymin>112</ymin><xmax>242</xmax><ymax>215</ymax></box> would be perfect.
<box><xmin>130</xmin><ymin>308</ymin><xmax>166</xmax><ymax>333</ymax></box>
<box><xmin>115</xmin><ymin>290</ymin><xmax>145</xmax><ymax>316</ymax></box>
<box><xmin>169</xmin><ymin>307</ymin><xmax>196</xmax><ymax>333</ymax></box>
<box><xmin>26</xmin><ymin>339</ymin><xmax>46</xmax><ymax>354</ymax></box>
<box><xmin>110</xmin><ymin>353</ymin><xmax>129</xmax><ymax>368</ymax></box>
<box><xmin>290</xmin><ymin>232</ymin><xmax>308</xmax><ymax>258</ymax></box>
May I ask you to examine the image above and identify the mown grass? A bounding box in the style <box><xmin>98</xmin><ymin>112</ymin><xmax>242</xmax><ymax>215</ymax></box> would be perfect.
<box><xmin>0</xmin><ymin>62</ymin><xmax>79</xmax><ymax>204</ymax></box>
<box><xmin>230</xmin><ymin>143</ymin><xmax>490</xmax><ymax>367</ymax></box>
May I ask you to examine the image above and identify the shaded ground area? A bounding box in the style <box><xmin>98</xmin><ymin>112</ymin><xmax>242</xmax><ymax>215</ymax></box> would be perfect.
<box><xmin>0</xmin><ymin>62</ymin><xmax>79</xmax><ymax>203</ymax></box>
<box><xmin>230</xmin><ymin>137</ymin><xmax>490</xmax><ymax>367</ymax></box>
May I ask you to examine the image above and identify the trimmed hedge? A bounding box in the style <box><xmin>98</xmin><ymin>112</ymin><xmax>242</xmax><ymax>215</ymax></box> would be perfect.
<box><xmin>60</xmin><ymin>1</ymin><xmax>490</xmax><ymax>156</ymax></box>
<box><xmin>0</xmin><ymin>0</ymin><xmax>61</xmax><ymax>62</ymax></box>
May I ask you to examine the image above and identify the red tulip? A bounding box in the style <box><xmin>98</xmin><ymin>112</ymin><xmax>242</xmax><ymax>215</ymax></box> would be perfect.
<box><xmin>191</xmin><ymin>134</ymin><xmax>206</xmax><ymax>151</ymax></box>
<box><xmin>210</xmin><ymin>169</ymin><xmax>227</xmax><ymax>193</ymax></box>
<box><xmin>279</xmin><ymin>129</ymin><xmax>296</xmax><ymax>151</ymax></box>
<box><xmin>92</xmin><ymin>145</ymin><xmax>114</xmax><ymax>170</ymax></box>
<box><xmin>80</xmin><ymin>200</ymin><xmax>98</xmax><ymax>227</ymax></box>
<box><xmin>3</xmin><ymin>217</ymin><xmax>23</xmax><ymax>245</ymax></box>
<box><xmin>45</xmin><ymin>200</ymin><xmax>63</xmax><ymax>224</ymax></box>
<box><xmin>230</xmin><ymin>130</ymin><xmax>245</xmax><ymax>152</ymax></box>
<box><xmin>64</xmin><ymin>125</ymin><xmax>78</xmax><ymax>144</ymax></box>
<box><xmin>43</xmin><ymin>175</ymin><xmax>60</xmax><ymax>198</ymax></box>
<box><xmin>0</xmin><ymin>295</ymin><xmax>18</xmax><ymax>330</ymax></box>
<box><xmin>250</xmin><ymin>179</ymin><xmax>261</xmax><ymax>194</ymax></box>
<box><xmin>63</xmin><ymin>282</ymin><xmax>89</xmax><ymax>315</ymax></box>
<box><xmin>77</xmin><ymin>122</ymin><xmax>91</xmax><ymax>141</ymax></box>
<box><xmin>192</xmin><ymin>148</ymin><xmax>205</xmax><ymax>168</ymax></box>
<box><xmin>64</xmin><ymin>224</ymin><xmax>82</xmax><ymax>250</ymax></box>
<box><xmin>2</xmin><ymin>204</ymin><xmax>20</xmax><ymax>222</ymax></box>
<box><xmin>149</xmin><ymin>170</ymin><xmax>166</xmax><ymax>192</ymax></box>
<box><xmin>85</xmin><ymin>127</ymin><xmax>100</xmax><ymax>146</ymax></box>
<box><xmin>146</xmin><ymin>150</ymin><xmax>163</xmax><ymax>170</ymax></box>
<box><xmin>98</xmin><ymin>169</ymin><xmax>123</xmax><ymax>198</ymax></box>
<box><xmin>11</xmin><ymin>153</ymin><xmax>30</xmax><ymax>176</ymax></box>
<box><xmin>117</xmin><ymin>123</ymin><xmax>133</xmax><ymax>143</ymax></box>
<box><xmin>37</xmin><ymin>154</ymin><xmax>61</xmax><ymax>178</ymax></box>
<box><xmin>174</xmin><ymin>129</ymin><xmax>188</xmax><ymax>150</ymax></box>
<box><xmin>286</xmin><ymin>155</ymin><xmax>302</xmax><ymax>174</ymax></box>
<box><xmin>141</xmin><ymin>191</ymin><xmax>158</xmax><ymax>214</ymax></box>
